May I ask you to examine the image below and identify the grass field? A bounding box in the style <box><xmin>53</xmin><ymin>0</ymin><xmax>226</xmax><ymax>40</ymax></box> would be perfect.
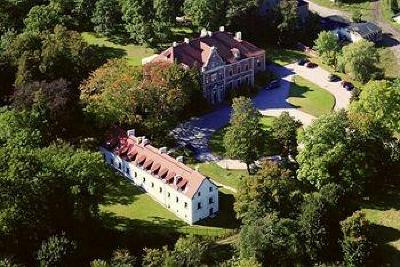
<box><xmin>288</xmin><ymin>76</ymin><xmax>335</xmax><ymax>117</ymax></box>
<box><xmin>196</xmin><ymin>163</ymin><xmax>247</xmax><ymax>190</ymax></box>
<box><xmin>208</xmin><ymin>116</ymin><xmax>275</xmax><ymax>158</ymax></box>
<box><xmin>265</xmin><ymin>47</ymin><xmax>306</xmax><ymax>66</ymax></box>
<box><xmin>380</xmin><ymin>0</ymin><xmax>400</xmax><ymax>31</ymax></box>
<box><xmin>100</xmin><ymin>178</ymin><xmax>239</xmax><ymax>236</ymax></box>
<box><xmin>361</xmin><ymin>184</ymin><xmax>400</xmax><ymax>265</ymax></box>
<box><xmin>377</xmin><ymin>47</ymin><xmax>400</xmax><ymax>79</ymax></box>
<box><xmin>310</xmin><ymin>0</ymin><xmax>373</xmax><ymax>19</ymax></box>
<box><xmin>82</xmin><ymin>32</ymin><xmax>155</xmax><ymax>66</ymax></box>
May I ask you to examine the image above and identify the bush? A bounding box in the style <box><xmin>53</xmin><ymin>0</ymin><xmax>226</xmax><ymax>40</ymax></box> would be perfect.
<box><xmin>36</xmin><ymin>234</ymin><xmax>77</xmax><ymax>267</ymax></box>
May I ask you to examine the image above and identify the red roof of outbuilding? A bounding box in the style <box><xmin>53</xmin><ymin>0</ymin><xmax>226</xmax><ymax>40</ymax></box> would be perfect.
<box><xmin>103</xmin><ymin>127</ymin><xmax>207</xmax><ymax>199</ymax></box>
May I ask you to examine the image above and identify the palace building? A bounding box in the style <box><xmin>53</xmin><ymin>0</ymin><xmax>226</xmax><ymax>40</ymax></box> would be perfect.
<box><xmin>144</xmin><ymin>27</ymin><xmax>266</xmax><ymax>104</ymax></box>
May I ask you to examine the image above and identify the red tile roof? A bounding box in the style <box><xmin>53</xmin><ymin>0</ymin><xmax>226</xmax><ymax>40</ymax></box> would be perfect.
<box><xmin>151</xmin><ymin>31</ymin><xmax>265</xmax><ymax>69</ymax></box>
<box><xmin>104</xmin><ymin>128</ymin><xmax>206</xmax><ymax>199</ymax></box>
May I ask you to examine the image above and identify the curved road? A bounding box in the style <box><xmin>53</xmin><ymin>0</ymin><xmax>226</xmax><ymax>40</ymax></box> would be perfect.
<box><xmin>172</xmin><ymin>64</ymin><xmax>350</xmax><ymax>161</ymax></box>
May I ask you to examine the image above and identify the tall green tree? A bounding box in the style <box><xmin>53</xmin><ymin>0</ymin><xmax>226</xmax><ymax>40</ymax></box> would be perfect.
<box><xmin>36</xmin><ymin>234</ymin><xmax>77</xmax><ymax>267</ymax></box>
<box><xmin>342</xmin><ymin>40</ymin><xmax>381</xmax><ymax>83</ymax></box>
<box><xmin>223</xmin><ymin>97</ymin><xmax>264</xmax><ymax>174</ymax></box>
<box><xmin>183</xmin><ymin>0</ymin><xmax>225</xmax><ymax>30</ymax></box>
<box><xmin>91</xmin><ymin>0</ymin><xmax>122</xmax><ymax>36</ymax></box>
<box><xmin>271</xmin><ymin>112</ymin><xmax>301</xmax><ymax>158</ymax></box>
<box><xmin>351</xmin><ymin>79</ymin><xmax>400</xmax><ymax>133</ymax></box>
<box><xmin>122</xmin><ymin>0</ymin><xmax>155</xmax><ymax>44</ymax></box>
<box><xmin>23</xmin><ymin>2</ymin><xmax>70</xmax><ymax>32</ymax></box>
<box><xmin>314</xmin><ymin>31</ymin><xmax>340</xmax><ymax>67</ymax></box>
<box><xmin>340</xmin><ymin>211</ymin><xmax>372</xmax><ymax>267</ymax></box>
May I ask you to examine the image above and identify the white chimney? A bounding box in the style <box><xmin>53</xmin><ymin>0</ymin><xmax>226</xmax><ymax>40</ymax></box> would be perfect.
<box><xmin>159</xmin><ymin>147</ymin><xmax>167</xmax><ymax>154</ymax></box>
<box><xmin>219</xmin><ymin>26</ymin><xmax>225</xmax><ymax>32</ymax></box>
<box><xmin>142</xmin><ymin>138</ymin><xmax>150</xmax><ymax>145</ymax></box>
<box><xmin>184</xmin><ymin>38</ymin><xmax>190</xmax><ymax>44</ymax></box>
<box><xmin>172</xmin><ymin>41</ymin><xmax>178</xmax><ymax>47</ymax></box>
<box><xmin>235</xmin><ymin>31</ymin><xmax>242</xmax><ymax>41</ymax></box>
<box><xmin>207</xmin><ymin>31</ymin><xmax>213</xmax><ymax>37</ymax></box>
<box><xmin>127</xmin><ymin>129</ymin><xmax>135</xmax><ymax>137</ymax></box>
<box><xmin>200</xmin><ymin>28</ymin><xmax>207</xmax><ymax>37</ymax></box>
<box><xmin>176</xmin><ymin>156</ymin><xmax>184</xmax><ymax>163</ymax></box>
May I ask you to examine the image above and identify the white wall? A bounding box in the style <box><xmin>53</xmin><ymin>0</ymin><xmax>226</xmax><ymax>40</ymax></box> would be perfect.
<box><xmin>100</xmin><ymin>147</ymin><xmax>218</xmax><ymax>224</ymax></box>
<box><xmin>191</xmin><ymin>179</ymin><xmax>219</xmax><ymax>223</ymax></box>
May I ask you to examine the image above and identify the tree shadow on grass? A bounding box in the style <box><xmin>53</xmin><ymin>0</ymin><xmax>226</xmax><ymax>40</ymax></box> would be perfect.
<box><xmin>364</xmin><ymin>183</ymin><xmax>400</xmax><ymax>211</ymax></box>
<box><xmin>103</xmin><ymin>178</ymin><xmax>142</xmax><ymax>206</ymax></box>
<box><xmin>198</xmin><ymin>191</ymin><xmax>240</xmax><ymax>229</ymax></box>
<box><xmin>369</xmin><ymin>224</ymin><xmax>400</xmax><ymax>266</ymax></box>
<box><xmin>288</xmin><ymin>81</ymin><xmax>314</xmax><ymax>108</ymax></box>
<box><xmin>92</xmin><ymin>45</ymin><xmax>127</xmax><ymax>62</ymax></box>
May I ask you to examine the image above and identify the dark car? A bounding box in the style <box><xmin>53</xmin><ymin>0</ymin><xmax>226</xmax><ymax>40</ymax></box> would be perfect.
<box><xmin>297</xmin><ymin>58</ymin><xmax>310</xmax><ymax>66</ymax></box>
<box><xmin>305</xmin><ymin>62</ymin><xmax>318</xmax><ymax>68</ymax></box>
<box><xmin>341</xmin><ymin>81</ymin><xmax>354</xmax><ymax>91</ymax></box>
<box><xmin>266</xmin><ymin>80</ymin><xmax>280</xmax><ymax>90</ymax></box>
<box><xmin>328</xmin><ymin>74</ymin><xmax>341</xmax><ymax>82</ymax></box>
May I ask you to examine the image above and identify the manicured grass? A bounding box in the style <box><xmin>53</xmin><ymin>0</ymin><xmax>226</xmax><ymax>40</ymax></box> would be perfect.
<box><xmin>380</xmin><ymin>0</ymin><xmax>400</xmax><ymax>31</ymax></box>
<box><xmin>377</xmin><ymin>47</ymin><xmax>400</xmax><ymax>79</ymax></box>
<box><xmin>288</xmin><ymin>76</ymin><xmax>335</xmax><ymax>117</ymax></box>
<box><xmin>100</xmin><ymin>178</ymin><xmax>239</xmax><ymax>236</ymax></box>
<box><xmin>265</xmin><ymin>47</ymin><xmax>306</xmax><ymax>66</ymax></box>
<box><xmin>82</xmin><ymin>32</ymin><xmax>155</xmax><ymax>66</ymax></box>
<box><xmin>310</xmin><ymin>0</ymin><xmax>373</xmax><ymax>19</ymax></box>
<box><xmin>196</xmin><ymin>162</ymin><xmax>247</xmax><ymax>190</ymax></box>
<box><xmin>208</xmin><ymin>116</ymin><xmax>275</xmax><ymax>158</ymax></box>
<box><xmin>361</xmin><ymin>184</ymin><xmax>400</xmax><ymax>265</ymax></box>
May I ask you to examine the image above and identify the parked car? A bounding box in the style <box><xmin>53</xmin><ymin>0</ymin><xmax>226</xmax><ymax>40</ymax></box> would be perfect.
<box><xmin>341</xmin><ymin>81</ymin><xmax>354</xmax><ymax>91</ymax></box>
<box><xmin>266</xmin><ymin>80</ymin><xmax>280</xmax><ymax>90</ymax></box>
<box><xmin>328</xmin><ymin>74</ymin><xmax>341</xmax><ymax>82</ymax></box>
<box><xmin>305</xmin><ymin>62</ymin><xmax>318</xmax><ymax>68</ymax></box>
<box><xmin>297</xmin><ymin>58</ymin><xmax>310</xmax><ymax>66</ymax></box>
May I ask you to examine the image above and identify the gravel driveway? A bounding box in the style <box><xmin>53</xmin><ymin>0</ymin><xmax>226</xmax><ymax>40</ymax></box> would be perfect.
<box><xmin>172</xmin><ymin>64</ymin><xmax>351</xmax><ymax>161</ymax></box>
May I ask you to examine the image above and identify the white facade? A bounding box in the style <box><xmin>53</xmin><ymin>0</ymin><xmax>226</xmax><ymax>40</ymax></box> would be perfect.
<box><xmin>100</xmin><ymin>147</ymin><xmax>219</xmax><ymax>225</ymax></box>
<box><xmin>394</xmin><ymin>14</ymin><xmax>400</xmax><ymax>24</ymax></box>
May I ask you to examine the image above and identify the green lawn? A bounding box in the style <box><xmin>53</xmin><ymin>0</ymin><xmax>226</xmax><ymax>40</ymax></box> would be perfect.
<box><xmin>361</xmin><ymin>184</ymin><xmax>400</xmax><ymax>265</ymax></box>
<box><xmin>196</xmin><ymin>163</ymin><xmax>247</xmax><ymax>190</ymax></box>
<box><xmin>100</xmin><ymin>178</ymin><xmax>239</xmax><ymax>236</ymax></box>
<box><xmin>377</xmin><ymin>47</ymin><xmax>400</xmax><ymax>80</ymax></box>
<box><xmin>380</xmin><ymin>0</ymin><xmax>400</xmax><ymax>31</ymax></box>
<box><xmin>288</xmin><ymin>76</ymin><xmax>335</xmax><ymax>117</ymax></box>
<box><xmin>208</xmin><ymin>116</ymin><xmax>275</xmax><ymax>158</ymax></box>
<box><xmin>82</xmin><ymin>32</ymin><xmax>155</xmax><ymax>66</ymax></box>
<box><xmin>310</xmin><ymin>0</ymin><xmax>373</xmax><ymax>19</ymax></box>
<box><xmin>265</xmin><ymin>47</ymin><xmax>306</xmax><ymax>66</ymax></box>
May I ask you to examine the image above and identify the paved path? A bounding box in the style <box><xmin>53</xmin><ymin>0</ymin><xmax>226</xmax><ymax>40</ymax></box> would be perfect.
<box><xmin>173</xmin><ymin>64</ymin><xmax>351</xmax><ymax>162</ymax></box>
<box><xmin>307</xmin><ymin>0</ymin><xmax>400</xmax><ymax>68</ymax></box>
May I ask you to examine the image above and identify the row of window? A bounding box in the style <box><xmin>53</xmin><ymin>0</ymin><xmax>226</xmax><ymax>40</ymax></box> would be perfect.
<box><xmin>105</xmin><ymin>154</ymin><xmax>216</xmax><ymax>211</ymax></box>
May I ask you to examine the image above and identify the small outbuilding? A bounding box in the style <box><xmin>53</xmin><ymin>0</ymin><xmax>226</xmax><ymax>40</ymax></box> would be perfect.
<box><xmin>339</xmin><ymin>22</ymin><xmax>383</xmax><ymax>43</ymax></box>
<box><xmin>393</xmin><ymin>13</ymin><xmax>400</xmax><ymax>24</ymax></box>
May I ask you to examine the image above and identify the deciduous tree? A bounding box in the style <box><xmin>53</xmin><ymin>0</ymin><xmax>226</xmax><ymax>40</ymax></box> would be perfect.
<box><xmin>342</xmin><ymin>40</ymin><xmax>381</xmax><ymax>83</ymax></box>
<box><xmin>223</xmin><ymin>97</ymin><xmax>264</xmax><ymax>174</ymax></box>
<box><xmin>314</xmin><ymin>31</ymin><xmax>340</xmax><ymax>67</ymax></box>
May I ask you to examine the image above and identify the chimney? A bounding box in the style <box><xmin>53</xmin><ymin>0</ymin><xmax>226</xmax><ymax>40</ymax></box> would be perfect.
<box><xmin>235</xmin><ymin>31</ymin><xmax>242</xmax><ymax>41</ymax></box>
<box><xmin>219</xmin><ymin>26</ymin><xmax>225</xmax><ymax>32</ymax></box>
<box><xmin>142</xmin><ymin>138</ymin><xmax>150</xmax><ymax>146</ymax></box>
<box><xmin>200</xmin><ymin>28</ymin><xmax>207</xmax><ymax>37</ymax></box>
<box><xmin>127</xmin><ymin>129</ymin><xmax>135</xmax><ymax>137</ymax></box>
<box><xmin>184</xmin><ymin>38</ymin><xmax>190</xmax><ymax>44</ymax></box>
<box><xmin>172</xmin><ymin>41</ymin><xmax>178</xmax><ymax>47</ymax></box>
<box><xmin>159</xmin><ymin>147</ymin><xmax>167</xmax><ymax>154</ymax></box>
<box><xmin>176</xmin><ymin>156</ymin><xmax>184</xmax><ymax>163</ymax></box>
<box><xmin>207</xmin><ymin>31</ymin><xmax>213</xmax><ymax>37</ymax></box>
